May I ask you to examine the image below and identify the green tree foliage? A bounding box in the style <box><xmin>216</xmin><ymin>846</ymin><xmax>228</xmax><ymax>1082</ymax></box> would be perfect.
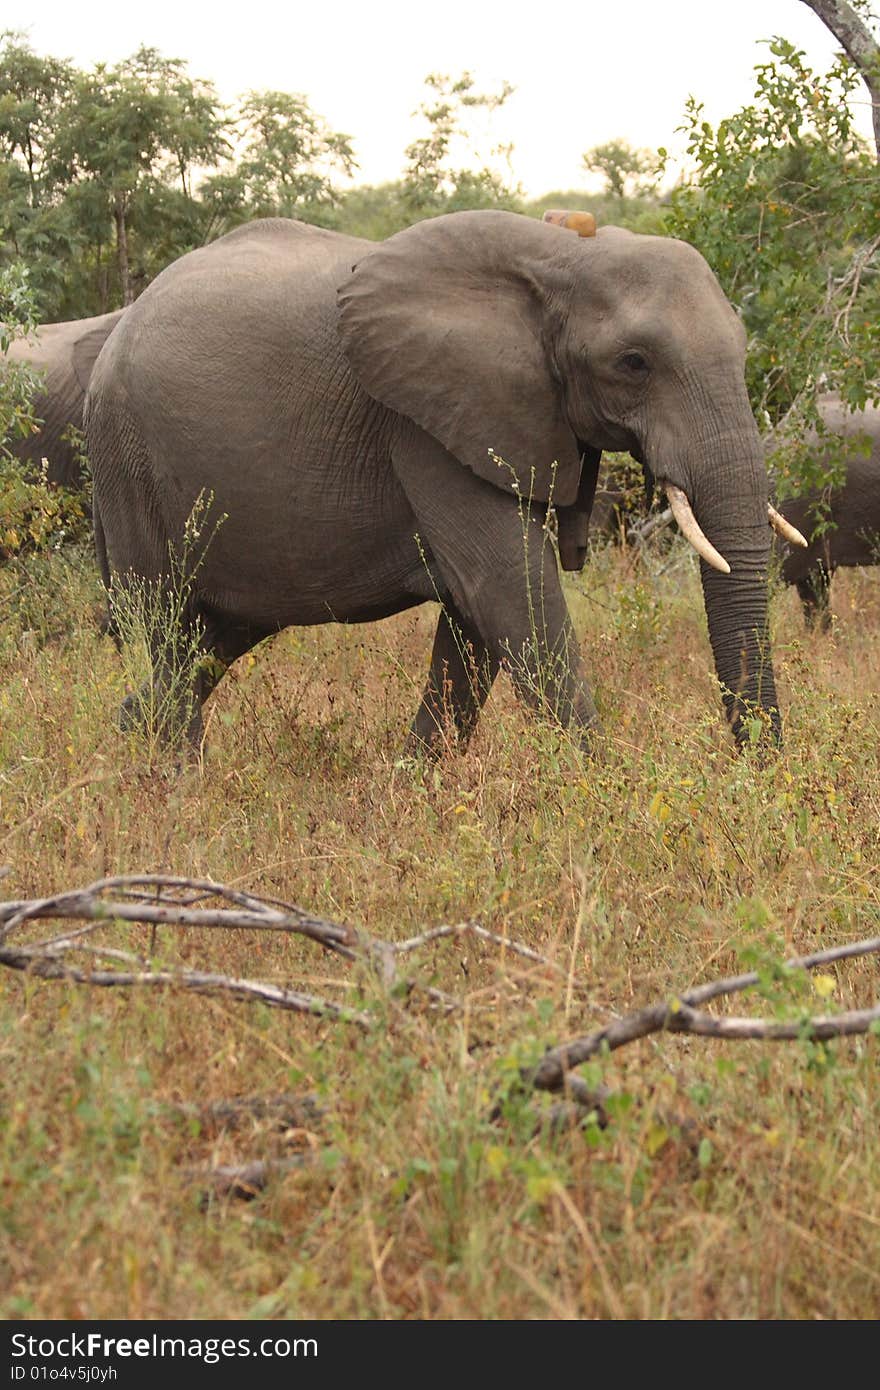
<box><xmin>799</xmin><ymin>0</ymin><xmax>880</xmax><ymax>159</ymax></box>
<box><xmin>0</xmin><ymin>262</ymin><xmax>87</xmax><ymax>556</ymax></box>
<box><xmin>198</xmin><ymin>91</ymin><xmax>357</xmax><ymax>237</ymax></box>
<box><xmin>0</xmin><ymin>34</ymin><xmax>80</xmax><ymax>312</ymax></box>
<box><xmin>0</xmin><ymin>37</ymin><xmax>232</xmax><ymax>315</ymax></box>
<box><xmin>0</xmin><ymin>37</ymin><xmax>358</xmax><ymax>317</ymax></box>
<box><xmin>0</xmin><ymin>31</ymin><xmax>73</xmax><ymax>206</ymax></box>
<box><xmin>402</xmin><ymin>72</ymin><xmax>522</xmax><ymax>215</ymax></box>
<box><xmin>47</xmin><ymin>46</ymin><xmax>230</xmax><ymax>307</ymax></box>
<box><xmin>1</xmin><ymin>43</ymin><xmax>528</xmax><ymax>317</ymax></box>
<box><xmin>230</xmin><ymin>90</ymin><xmax>355</xmax><ymax>221</ymax></box>
<box><xmin>328</xmin><ymin>182</ymin><xmax>415</xmax><ymax>240</ymax></box>
<box><xmin>319</xmin><ymin>72</ymin><xmax>529</xmax><ymax>240</ymax></box>
<box><xmin>0</xmin><ymin>258</ymin><xmax>39</xmax><ymax>448</ymax></box>
<box><xmin>583</xmin><ymin>138</ymin><xmax>659</xmax><ymax>200</ymax></box>
<box><xmin>663</xmin><ymin>38</ymin><xmax>880</xmax><ymax>498</ymax></box>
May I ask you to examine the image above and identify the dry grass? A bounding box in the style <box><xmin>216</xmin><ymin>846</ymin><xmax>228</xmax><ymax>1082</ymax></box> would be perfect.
<box><xmin>1</xmin><ymin>537</ymin><xmax>879</xmax><ymax>1320</ymax></box>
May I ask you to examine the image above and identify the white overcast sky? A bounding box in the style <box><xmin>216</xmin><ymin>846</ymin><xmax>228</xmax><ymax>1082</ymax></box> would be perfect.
<box><xmin>17</xmin><ymin>1</ymin><xmax>876</xmax><ymax>195</ymax></box>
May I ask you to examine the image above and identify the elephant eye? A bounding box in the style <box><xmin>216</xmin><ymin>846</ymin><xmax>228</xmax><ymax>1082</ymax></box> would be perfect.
<box><xmin>618</xmin><ymin>351</ymin><xmax>650</xmax><ymax>376</ymax></box>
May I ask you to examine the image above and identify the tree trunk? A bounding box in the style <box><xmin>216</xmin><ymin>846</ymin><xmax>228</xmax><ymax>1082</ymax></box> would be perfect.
<box><xmin>800</xmin><ymin>0</ymin><xmax>880</xmax><ymax>160</ymax></box>
<box><xmin>113</xmin><ymin>193</ymin><xmax>134</xmax><ymax>306</ymax></box>
<box><xmin>96</xmin><ymin>251</ymin><xmax>109</xmax><ymax>315</ymax></box>
<box><xmin>25</xmin><ymin>133</ymin><xmax>37</xmax><ymax>208</ymax></box>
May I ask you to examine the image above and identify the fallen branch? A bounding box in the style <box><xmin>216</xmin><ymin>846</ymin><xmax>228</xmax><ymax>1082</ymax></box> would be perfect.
<box><xmin>0</xmin><ymin>940</ymin><xmax>373</xmax><ymax>1026</ymax></box>
<box><xmin>0</xmin><ymin>873</ymin><xmax>361</xmax><ymax>956</ymax></box>
<box><xmin>532</xmin><ymin>936</ymin><xmax>880</xmax><ymax>1095</ymax></box>
<box><xmin>191</xmin><ymin>1155</ymin><xmax>318</xmax><ymax>1202</ymax></box>
<box><xmin>2</xmin><ymin>876</ymin><xmax>878</xmax><ymax>1123</ymax></box>
<box><xmin>0</xmin><ymin>876</ymin><xmax>594</xmax><ymax>1024</ymax></box>
<box><xmin>394</xmin><ymin>919</ymin><xmax>597</xmax><ymax>999</ymax></box>
<box><xmin>172</xmin><ymin>1092</ymin><xmax>325</xmax><ymax>1132</ymax></box>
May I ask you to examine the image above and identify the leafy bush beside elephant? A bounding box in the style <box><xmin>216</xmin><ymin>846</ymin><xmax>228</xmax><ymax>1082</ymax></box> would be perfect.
<box><xmin>774</xmin><ymin>396</ymin><xmax>880</xmax><ymax>630</ymax></box>
<box><xmin>84</xmin><ymin>210</ymin><xmax>790</xmax><ymax>752</ymax></box>
<box><xmin>4</xmin><ymin>310</ymin><xmax>124</xmax><ymax>488</ymax></box>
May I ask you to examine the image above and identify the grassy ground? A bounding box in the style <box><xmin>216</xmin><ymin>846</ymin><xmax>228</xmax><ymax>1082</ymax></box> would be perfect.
<box><xmin>1</xmin><ymin>535</ymin><xmax>878</xmax><ymax>1320</ymax></box>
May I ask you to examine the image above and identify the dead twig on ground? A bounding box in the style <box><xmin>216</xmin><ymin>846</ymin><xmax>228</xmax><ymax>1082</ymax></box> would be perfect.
<box><xmin>0</xmin><ymin>875</ymin><xmax>592</xmax><ymax>1024</ymax></box>
<box><xmin>2</xmin><ymin>876</ymin><xmax>878</xmax><ymax>1127</ymax></box>
<box><xmin>531</xmin><ymin>936</ymin><xmax>880</xmax><ymax>1096</ymax></box>
<box><xmin>190</xmin><ymin>1155</ymin><xmax>323</xmax><ymax>1202</ymax></box>
<box><xmin>171</xmin><ymin>1091</ymin><xmax>325</xmax><ymax>1132</ymax></box>
<box><xmin>0</xmin><ymin>940</ymin><xmax>373</xmax><ymax>1026</ymax></box>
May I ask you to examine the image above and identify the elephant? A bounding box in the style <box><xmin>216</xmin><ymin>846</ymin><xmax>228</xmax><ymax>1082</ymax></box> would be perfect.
<box><xmin>4</xmin><ymin>310</ymin><xmax>124</xmax><ymax>489</ymax></box>
<box><xmin>84</xmin><ymin>210</ymin><xmax>790</xmax><ymax>754</ymax></box>
<box><xmin>774</xmin><ymin>396</ymin><xmax>880</xmax><ymax>630</ymax></box>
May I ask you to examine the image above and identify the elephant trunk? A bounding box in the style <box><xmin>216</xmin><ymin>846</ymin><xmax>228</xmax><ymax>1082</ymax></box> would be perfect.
<box><xmin>688</xmin><ymin>438</ymin><xmax>780</xmax><ymax>745</ymax></box>
<box><xmin>699</xmin><ymin>532</ymin><xmax>779</xmax><ymax>745</ymax></box>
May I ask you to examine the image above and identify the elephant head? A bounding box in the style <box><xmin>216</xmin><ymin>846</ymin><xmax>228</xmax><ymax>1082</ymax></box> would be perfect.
<box><xmin>339</xmin><ymin>210</ymin><xmax>783</xmax><ymax>744</ymax></box>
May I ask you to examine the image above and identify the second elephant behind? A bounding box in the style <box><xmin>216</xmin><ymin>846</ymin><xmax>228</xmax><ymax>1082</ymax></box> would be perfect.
<box><xmin>4</xmin><ymin>310</ymin><xmax>124</xmax><ymax>489</ymax></box>
<box><xmin>776</xmin><ymin>397</ymin><xmax>880</xmax><ymax>629</ymax></box>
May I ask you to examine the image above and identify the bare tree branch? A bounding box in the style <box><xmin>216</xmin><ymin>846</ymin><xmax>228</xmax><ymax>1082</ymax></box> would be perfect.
<box><xmin>0</xmin><ymin>874</ymin><xmax>360</xmax><ymax>955</ymax></box>
<box><xmin>0</xmin><ymin>940</ymin><xmax>373</xmax><ymax>1026</ymax></box>
<box><xmin>2</xmin><ymin>876</ymin><xmax>878</xmax><ymax>1124</ymax></box>
<box><xmin>800</xmin><ymin>0</ymin><xmax>880</xmax><ymax>159</ymax></box>
<box><xmin>190</xmin><ymin>1155</ymin><xmax>319</xmax><ymax>1201</ymax></box>
<box><xmin>393</xmin><ymin>919</ymin><xmax>598</xmax><ymax>1000</ymax></box>
<box><xmin>628</xmin><ymin>506</ymin><xmax>673</xmax><ymax>546</ymax></box>
<box><xmin>532</xmin><ymin>936</ymin><xmax>880</xmax><ymax>1094</ymax></box>
<box><xmin>667</xmin><ymin>997</ymin><xmax>880</xmax><ymax>1040</ymax></box>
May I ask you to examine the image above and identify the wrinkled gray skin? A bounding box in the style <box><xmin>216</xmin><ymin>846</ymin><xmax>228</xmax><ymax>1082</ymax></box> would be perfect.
<box><xmin>85</xmin><ymin>212</ymin><xmax>780</xmax><ymax>752</ymax></box>
<box><xmin>5</xmin><ymin>311</ymin><xmax>124</xmax><ymax>488</ymax></box>
<box><xmin>776</xmin><ymin>397</ymin><xmax>880</xmax><ymax>631</ymax></box>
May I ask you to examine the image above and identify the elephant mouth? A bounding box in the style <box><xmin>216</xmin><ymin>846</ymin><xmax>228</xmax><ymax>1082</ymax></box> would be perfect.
<box><xmin>663</xmin><ymin>483</ymin><xmax>807</xmax><ymax>573</ymax></box>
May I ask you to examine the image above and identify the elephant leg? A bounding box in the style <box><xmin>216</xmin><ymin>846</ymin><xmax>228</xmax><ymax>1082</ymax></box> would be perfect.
<box><xmin>394</xmin><ymin>427</ymin><xmax>601</xmax><ymax>747</ymax></box>
<box><xmin>119</xmin><ymin>625</ymin><xmax>207</xmax><ymax>749</ymax></box>
<box><xmin>796</xmin><ymin>563</ymin><xmax>833</xmax><ymax>632</ymax></box>
<box><xmin>184</xmin><ymin>609</ymin><xmax>277</xmax><ymax>748</ymax></box>
<box><xmin>407</xmin><ymin>601</ymin><xmax>500</xmax><ymax>756</ymax></box>
<box><xmin>121</xmin><ymin>604</ymin><xmax>272</xmax><ymax>750</ymax></box>
<box><xmin>497</xmin><ymin>592</ymin><xmax>599</xmax><ymax>736</ymax></box>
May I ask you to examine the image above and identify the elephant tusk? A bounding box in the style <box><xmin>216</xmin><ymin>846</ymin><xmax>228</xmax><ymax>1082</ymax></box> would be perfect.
<box><xmin>768</xmin><ymin>504</ymin><xmax>808</xmax><ymax>547</ymax></box>
<box><xmin>665</xmin><ymin>484</ymin><xmax>731</xmax><ymax>574</ymax></box>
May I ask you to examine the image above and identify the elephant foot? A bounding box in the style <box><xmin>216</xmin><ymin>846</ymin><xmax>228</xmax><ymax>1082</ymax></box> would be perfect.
<box><xmin>803</xmin><ymin>610</ymin><xmax>834</xmax><ymax>636</ymax></box>
<box><xmin>119</xmin><ymin>687</ymin><xmax>146</xmax><ymax>734</ymax></box>
<box><xmin>118</xmin><ymin>685</ymin><xmax>205</xmax><ymax>757</ymax></box>
<box><xmin>403</xmin><ymin>719</ymin><xmax>464</xmax><ymax>761</ymax></box>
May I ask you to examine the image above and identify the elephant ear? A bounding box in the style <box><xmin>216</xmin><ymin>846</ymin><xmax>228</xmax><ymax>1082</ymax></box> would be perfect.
<box><xmin>73</xmin><ymin>312</ymin><xmax>124</xmax><ymax>394</ymax></box>
<box><xmin>337</xmin><ymin>211</ymin><xmax>583</xmax><ymax>505</ymax></box>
